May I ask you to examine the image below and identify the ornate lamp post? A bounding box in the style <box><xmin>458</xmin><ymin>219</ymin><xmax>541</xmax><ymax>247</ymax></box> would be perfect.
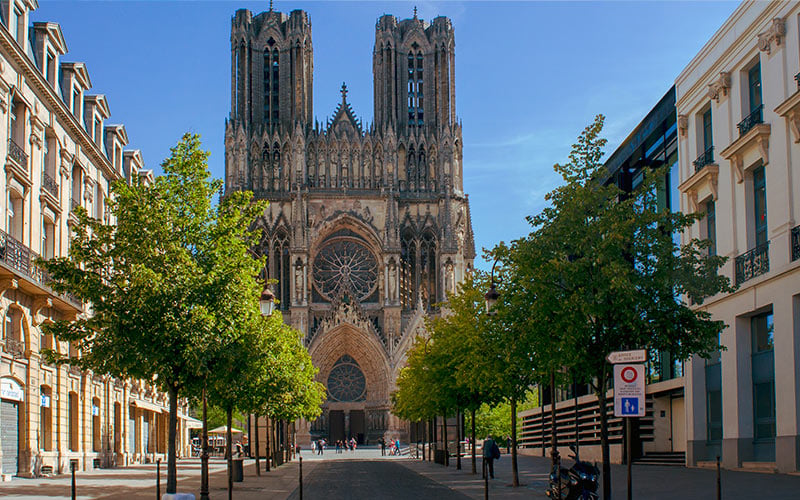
<box><xmin>254</xmin><ymin>283</ymin><xmax>275</xmax><ymax>474</ymax></box>
<box><xmin>484</xmin><ymin>258</ymin><xmax>501</xmax><ymax>315</ymax></box>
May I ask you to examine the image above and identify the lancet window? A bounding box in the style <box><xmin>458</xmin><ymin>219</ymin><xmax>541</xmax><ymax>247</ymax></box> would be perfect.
<box><xmin>264</xmin><ymin>229</ymin><xmax>291</xmax><ymax>310</ymax></box>
<box><xmin>264</xmin><ymin>43</ymin><xmax>279</xmax><ymax>125</ymax></box>
<box><xmin>407</xmin><ymin>51</ymin><xmax>424</xmax><ymax>127</ymax></box>
<box><xmin>400</xmin><ymin>229</ymin><xmax>437</xmax><ymax>310</ymax></box>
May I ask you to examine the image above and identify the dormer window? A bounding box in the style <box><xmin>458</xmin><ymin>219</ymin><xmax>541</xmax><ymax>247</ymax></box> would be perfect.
<box><xmin>12</xmin><ymin>4</ymin><xmax>25</xmax><ymax>47</ymax></box>
<box><xmin>46</xmin><ymin>50</ymin><xmax>56</xmax><ymax>84</ymax></box>
<box><xmin>93</xmin><ymin>115</ymin><xmax>102</xmax><ymax>145</ymax></box>
<box><xmin>72</xmin><ymin>87</ymin><xmax>81</xmax><ymax>117</ymax></box>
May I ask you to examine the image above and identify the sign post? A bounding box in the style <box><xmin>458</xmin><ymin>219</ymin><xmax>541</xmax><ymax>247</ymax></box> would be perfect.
<box><xmin>611</xmin><ymin>355</ymin><xmax>646</xmax><ymax>500</ymax></box>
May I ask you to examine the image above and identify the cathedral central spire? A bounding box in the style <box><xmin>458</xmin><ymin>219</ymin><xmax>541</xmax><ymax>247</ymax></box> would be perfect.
<box><xmin>341</xmin><ymin>82</ymin><xmax>348</xmax><ymax>103</ymax></box>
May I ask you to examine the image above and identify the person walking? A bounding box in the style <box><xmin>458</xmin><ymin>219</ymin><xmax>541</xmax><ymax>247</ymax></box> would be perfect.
<box><xmin>380</xmin><ymin>437</ymin><xmax>386</xmax><ymax>456</ymax></box>
<box><xmin>482</xmin><ymin>435</ymin><xmax>500</xmax><ymax>479</ymax></box>
<box><xmin>505</xmin><ymin>435</ymin><xmax>511</xmax><ymax>455</ymax></box>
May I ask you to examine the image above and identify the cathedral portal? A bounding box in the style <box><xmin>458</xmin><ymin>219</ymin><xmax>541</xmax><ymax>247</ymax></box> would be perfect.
<box><xmin>224</xmin><ymin>5</ymin><xmax>474</xmax><ymax>443</ymax></box>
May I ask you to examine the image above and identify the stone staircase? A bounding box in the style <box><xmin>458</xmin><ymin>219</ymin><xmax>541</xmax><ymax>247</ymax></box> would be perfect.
<box><xmin>634</xmin><ymin>451</ymin><xmax>686</xmax><ymax>466</ymax></box>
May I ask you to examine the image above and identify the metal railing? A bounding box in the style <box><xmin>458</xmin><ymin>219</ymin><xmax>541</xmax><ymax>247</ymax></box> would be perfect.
<box><xmin>792</xmin><ymin>225</ymin><xmax>800</xmax><ymax>262</ymax></box>
<box><xmin>7</xmin><ymin>137</ymin><xmax>27</xmax><ymax>167</ymax></box>
<box><xmin>735</xmin><ymin>241</ymin><xmax>770</xmax><ymax>285</ymax></box>
<box><xmin>42</xmin><ymin>172</ymin><xmax>59</xmax><ymax>195</ymax></box>
<box><xmin>0</xmin><ymin>228</ymin><xmax>81</xmax><ymax>307</ymax></box>
<box><xmin>3</xmin><ymin>338</ymin><xmax>25</xmax><ymax>357</ymax></box>
<box><xmin>693</xmin><ymin>146</ymin><xmax>715</xmax><ymax>173</ymax></box>
<box><xmin>737</xmin><ymin>104</ymin><xmax>764</xmax><ymax>137</ymax></box>
<box><xmin>795</xmin><ymin>72</ymin><xmax>800</xmax><ymax>90</ymax></box>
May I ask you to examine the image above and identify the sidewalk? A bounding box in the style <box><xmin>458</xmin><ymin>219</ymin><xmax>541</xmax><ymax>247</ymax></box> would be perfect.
<box><xmin>401</xmin><ymin>451</ymin><xmax>800</xmax><ymax>499</ymax></box>
<box><xmin>0</xmin><ymin>457</ymin><xmax>308</xmax><ymax>500</ymax></box>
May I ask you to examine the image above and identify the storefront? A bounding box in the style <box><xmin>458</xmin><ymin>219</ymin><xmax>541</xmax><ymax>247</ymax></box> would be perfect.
<box><xmin>0</xmin><ymin>378</ymin><xmax>24</xmax><ymax>476</ymax></box>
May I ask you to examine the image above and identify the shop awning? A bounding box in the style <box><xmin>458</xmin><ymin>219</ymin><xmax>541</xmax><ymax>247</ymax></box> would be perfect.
<box><xmin>208</xmin><ymin>425</ymin><xmax>243</xmax><ymax>435</ymax></box>
<box><xmin>130</xmin><ymin>399</ymin><xmax>165</xmax><ymax>413</ymax></box>
<box><xmin>182</xmin><ymin>415</ymin><xmax>203</xmax><ymax>429</ymax></box>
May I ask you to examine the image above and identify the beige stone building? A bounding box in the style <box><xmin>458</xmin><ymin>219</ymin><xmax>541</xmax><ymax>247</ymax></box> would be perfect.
<box><xmin>677</xmin><ymin>0</ymin><xmax>800</xmax><ymax>472</ymax></box>
<box><xmin>225</xmin><ymin>6</ymin><xmax>474</xmax><ymax>444</ymax></box>
<box><xmin>0</xmin><ymin>1</ymin><xmax>191</xmax><ymax>478</ymax></box>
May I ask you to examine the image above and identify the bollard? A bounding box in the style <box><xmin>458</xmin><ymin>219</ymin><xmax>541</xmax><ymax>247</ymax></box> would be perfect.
<box><xmin>299</xmin><ymin>456</ymin><xmax>303</xmax><ymax>500</ymax></box>
<box><xmin>483</xmin><ymin>459</ymin><xmax>488</xmax><ymax>500</ymax></box>
<box><xmin>716</xmin><ymin>456</ymin><xmax>721</xmax><ymax>500</ymax></box>
<box><xmin>71</xmin><ymin>461</ymin><xmax>77</xmax><ymax>500</ymax></box>
<box><xmin>157</xmin><ymin>458</ymin><xmax>161</xmax><ymax>500</ymax></box>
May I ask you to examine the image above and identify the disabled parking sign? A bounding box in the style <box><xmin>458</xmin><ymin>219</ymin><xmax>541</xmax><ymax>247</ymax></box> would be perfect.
<box><xmin>614</xmin><ymin>364</ymin><xmax>645</xmax><ymax>417</ymax></box>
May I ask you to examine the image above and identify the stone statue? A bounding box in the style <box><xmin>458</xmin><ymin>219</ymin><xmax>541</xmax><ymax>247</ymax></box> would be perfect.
<box><xmin>445</xmin><ymin>261</ymin><xmax>455</xmax><ymax>295</ymax></box>
<box><xmin>387</xmin><ymin>260</ymin><xmax>397</xmax><ymax>302</ymax></box>
<box><xmin>295</xmin><ymin>264</ymin><xmax>304</xmax><ymax>303</ymax></box>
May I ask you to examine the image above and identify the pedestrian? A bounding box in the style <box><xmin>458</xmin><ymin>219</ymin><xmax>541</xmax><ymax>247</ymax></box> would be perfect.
<box><xmin>335</xmin><ymin>440</ymin><xmax>341</xmax><ymax>454</ymax></box>
<box><xmin>506</xmin><ymin>435</ymin><xmax>511</xmax><ymax>455</ymax></box>
<box><xmin>380</xmin><ymin>437</ymin><xmax>386</xmax><ymax>456</ymax></box>
<box><xmin>482</xmin><ymin>435</ymin><xmax>500</xmax><ymax>479</ymax></box>
<box><xmin>395</xmin><ymin>439</ymin><xmax>401</xmax><ymax>456</ymax></box>
<box><xmin>317</xmin><ymin>438</ymin><xmax>324</xmax><ymax>455</ymax></box>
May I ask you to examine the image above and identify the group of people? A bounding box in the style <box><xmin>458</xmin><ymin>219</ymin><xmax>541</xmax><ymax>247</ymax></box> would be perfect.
<box><xmin>334</xmin><ymin>438</ymin><xmax>358</xmax><ymax>453</ymax></box>
<box><xmin>379</xmin><ymin>437</ymin><xmax>402</xmax><ymax>456</ymax></box>
<box><xmin>311</xmin><ymin>438</ymin><xmax>327</xmax><ymax>455</ymax></box>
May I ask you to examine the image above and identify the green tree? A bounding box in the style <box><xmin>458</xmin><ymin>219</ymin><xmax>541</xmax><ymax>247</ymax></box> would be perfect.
<box><xmin>40</xmin><ymin>134</ymin><xmax>227</xmax><ymax>493</ymax></box>
<box><xmin>497</xmin><ymin>115</ymin><xmax>733</xmax><ymax>499</ymax></box>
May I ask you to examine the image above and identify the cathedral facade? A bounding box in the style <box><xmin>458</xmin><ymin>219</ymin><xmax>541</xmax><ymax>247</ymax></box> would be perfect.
<box><xmin>224</xmin><ymin>6</ymin><xmax>474</xmax><ymax>443</ymax></box>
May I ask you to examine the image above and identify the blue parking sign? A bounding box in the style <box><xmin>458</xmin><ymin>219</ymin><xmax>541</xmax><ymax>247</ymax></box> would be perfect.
<box><xmin>621</xmin><ymin>397</ymin><xmax>638</xmax><ymax>416</ymax></box>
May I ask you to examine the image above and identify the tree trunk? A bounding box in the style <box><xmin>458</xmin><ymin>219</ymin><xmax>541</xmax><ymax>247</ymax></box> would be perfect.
<box><xmin>428</xmin><ymin>418</ymin><xmax>433</xmax><ymax>462</ymax></box>
<box><xmin>254</xmin><ymin>413</ymin><xmax>260</xmax><ymax>476</ymax></box>
<box><xmin>443</xmin><ymin>414</ymin><xmax>449</xmax><ymax>467</ymax></box>
<box><xmin>166</xmin><ymin>385</ymin><xmax>178</xmax><ymax>494</ymax></box>
<box><xmin>265</xmin><ymin>416</ymin><xmax>271</xmax><ymax>472</ymax></box>
<box><xmin>598</xmin><ymin>368</ymin><xmax>611</xmax><ymax>500</ymax></box>
<box><xmin>247</xmin><ymin>414</ymin><xmax>251</xmax><ymax>458</ymax></box>
<box><xmin>471</xmin><ymin>408</ymin><xmax>477</xmax><ymax>475</ymax></box>
<box><xmin>200</xmin><ymin>387</ymin><xmax>209</xmax><ymax>500</ymax></box>
<box><xmin>511</xmin><ymin>396</ymin><xmax>519</xmax><ymax>487</ymax></box>
<box><xmin>456</xmin><ymin>409</ymin><xmax>462</xmax><ymax>470</ymax></box>
<box><xmin>226</xmin><ymin>407</ymin><xmax>233</xmax><ymax>500</ymax></box>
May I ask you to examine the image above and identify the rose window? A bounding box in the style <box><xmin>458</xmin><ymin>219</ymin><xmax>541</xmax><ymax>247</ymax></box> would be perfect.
<box><xmin>312</xmin><ymin>237</ymin><xmax>378</xmax><ymax>302</ymax></box>
<box><xmin>327</xmin><ymin>355</ymin><xmax>366</xmax><ymax>402</ymax></box>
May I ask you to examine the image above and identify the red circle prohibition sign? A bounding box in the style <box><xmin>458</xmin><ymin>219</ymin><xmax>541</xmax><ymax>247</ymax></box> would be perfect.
<box><xmin>621</xmin><ymin>367</ymin><xmax>637</xmax><ymax>383</ymax></box>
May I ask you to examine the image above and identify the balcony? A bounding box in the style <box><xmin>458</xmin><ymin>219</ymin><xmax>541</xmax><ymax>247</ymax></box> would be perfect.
<box><xmin>795</xmin><ymin>72</ymin><xmax>800</xmax><ymax>90</ymax></box>
<box><xmin>792</xmin><ymin>225</ymin><xmax>800</xmax><ymax>262</ymax></box>
<box><xmin>735</xmin><ymin>241</ymin><xmax>770</xmax><ymax>286</ymax></box>
<box><xmin>0</xmin><ymin>228</ymin><xmax>81</xmax><ymax>308</ymax></box>
<box><xmin>42</xmin><ymin>173</ymin><xmax>59</xmax><ymax>196</ymax></box>
<box><xmin>693</xmin><ymin>146</ymin><xmax>715</xmax><ymax>173</ymax></box>
<box><xmin>3</xmin><ymin>338</ymin><xmax>25</xmax><ymax>358</ymax></box>
<box><xmin>7</xmin><ymin>137</ymin><xmax>27</xmax><ymax>167</ymax></box>
<box><xmin>738</xmin><ymin>105</ymin><xmax>764</xmax><ymax>137</ymax></box>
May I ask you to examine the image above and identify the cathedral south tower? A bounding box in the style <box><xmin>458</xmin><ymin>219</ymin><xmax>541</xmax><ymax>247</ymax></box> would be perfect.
<box><xmin>224</xmin><ymin>5</ymin><xmax>474</xmax><ymax>443</ymax></box>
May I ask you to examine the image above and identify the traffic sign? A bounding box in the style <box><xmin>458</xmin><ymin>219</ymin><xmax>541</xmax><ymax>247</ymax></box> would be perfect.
<box><xmin>614</xmin><ymin>364</ymin><xmax>645</xmax><ymax>417</ymax></box>
<box><xmin>606</xmin><ymin>349</ymin><xmax>647</xmax><ymax>364</ymax></box>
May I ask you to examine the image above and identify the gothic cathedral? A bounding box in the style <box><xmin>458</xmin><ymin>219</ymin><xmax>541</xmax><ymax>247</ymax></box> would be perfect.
<box><xmin>224</xmin><ymin>6</ymin><xmax>474</xmax><ymax>443</ymax></box>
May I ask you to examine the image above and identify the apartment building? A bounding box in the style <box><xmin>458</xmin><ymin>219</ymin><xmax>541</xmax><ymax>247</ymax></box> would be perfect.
<box><xmin>677</xmin><ymin>0</ymin><xmax>800</xmax><ymax>472</ymax></box>
<box><xmin>0</xmin><ymin>2</ymin><xmax>190</xmax><ymax>478</ymax></box>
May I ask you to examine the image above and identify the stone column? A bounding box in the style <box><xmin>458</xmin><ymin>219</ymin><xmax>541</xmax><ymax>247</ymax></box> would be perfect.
<box><xmin>722</xmin><ymin>314</ymin><xmax>753</xmax><ymax>468</ymax></box>
<box><xmin>685</xmin><ymin>353</ymin><xmax>708</xmax><ymax>466</ymax></box>
<box><xmin>774</xmin><ymin>294</ymin><xmax>799</xmax><ymax>472</ymax></box>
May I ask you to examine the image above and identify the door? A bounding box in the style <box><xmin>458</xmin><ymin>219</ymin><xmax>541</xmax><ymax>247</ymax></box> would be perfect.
<box><xmin>1</xmin><ymin>400</ymin><xmax>19</xmax><ymax>475</ymax></box>
<box><xmin>670</xmin><ymin>397</ymin><xmax>686</xmax><ymax>452</ymax></box>
<box><xmin>349</xmin><ymin>410</ymin><xmax>365</xmax><ymax>444</ymax></box>
<box><xmin>329</xmin><ymin>410</ymin><xmax>344</xmax><ymax>442</ymax></box>
<box><xmin>143</xmin><ymin>418</ymin><xmax>150</xmax><ymax>454</ymax></box>
<box><xmin>128</xmin><ymin>411</ymin><xmax>136</xmax><ymax>457</ymax></box>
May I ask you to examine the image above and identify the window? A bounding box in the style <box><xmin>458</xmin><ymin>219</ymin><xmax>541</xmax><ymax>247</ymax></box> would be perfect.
<box><xmin>95</xmin><ymin>184</ymin><xmax>104</xmax><ymax>221</ymax></box>
<box><xmin>72</xmin><ymin>87</ymin><xmax>81</xmax><ymax>117</ymax></box>
<box><xmin>702</xmin><ymin>108</ymin><xmax>713</xmax><ymax>152</ymax></box>
<box><xmin>263</xmin><ymin>46</ymin><xmax>279</xmax><ymax>124</ymax></box>
<box><xmin>42</xmin><ymin>218</ymin><xmax>55</xmax><ymax>259</ymax></box>
<box><xmin>751</xmin><ymin>312</ymin><xmax>775</xmax><ymax>444</ymax></box>
<box><xmin>753</xmin><ymin>165</ymin><xmax>768</xmax><ymax>247</ymax></box>
<box><xmin>705</xmin><ymin>200</ymin><xmax>716</xmax><ymax>256</ymax></box>
<box><xmin>8</xmin><ymin>190</ymin><xmax>24</xmax><ymax>241</ymax></box>
<box><xmin>748</xmin><ymin>62</ymin><xmax>762</xmax><ymax>113</ymax></box>
<box><xmin>71</xmin><ymin>165</ymin><xmax>82</xmax><ymax>208</ymax></box>
<box><xmin>400</xmin><ymin>229</ymin><xmax>437</xmax><ymax>310</ymax></box>
<box><xmin>10</xmin><ymin>99</ymin><xmax>24</xmax><ymax>145</ymax></box>
<box><xmin>407</xmin><ymin>51</ymin><xmax>424</xmax><ymax>127</ymax></box>
<box><xmin>93</xmin><ymin>116</ymin><xmax>102</xmax><ymax>145</ymax></box>
<box><xmin>92</xmin><ymin>397</ymin><xmax>101</xmax><ymax>452</ymax></box>
<box><xmin>46</xmin><ymin>51</ymin><xmax>56</xmax><ymax>85</ymax></box>
<box><xmin>40</xmin><ymin>386</ymin><xmax>53</xmax><ymax>451</ymax></box>
<box><xmin>267</xmin><ymin>230</ymin><xmax>290</xmax><ymax>310</ymax></box>
<box><xmin>13</xmin><ymin>6</ymin><xmax>25</xmax><ymax>46</ymax></box>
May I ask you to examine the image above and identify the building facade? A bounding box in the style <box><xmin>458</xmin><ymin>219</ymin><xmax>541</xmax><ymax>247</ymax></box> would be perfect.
<box><xmin>225</xmin><ymin>6</ymin><xmax>474</xmax><ymax>444</ymax></box>
<box><xmin>0</xmin><ymin>2</ymin><xmax>189</xmax><ymax>478</ymax></box>
<box><xmin>677</xmin><ymin>0</ymin><xmax>800</xmax><ymax>472</ymax></box>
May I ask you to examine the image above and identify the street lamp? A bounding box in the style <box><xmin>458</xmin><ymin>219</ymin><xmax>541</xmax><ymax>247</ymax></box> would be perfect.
<box><xmin>484</xmin><ymin>257</ymin><xmax>501</xmax><ymax>315</ymax></box>
<box><xmin>260</xmin><ymin>283</ymin><xmax>276</xmax><ymax>317</ymax></box>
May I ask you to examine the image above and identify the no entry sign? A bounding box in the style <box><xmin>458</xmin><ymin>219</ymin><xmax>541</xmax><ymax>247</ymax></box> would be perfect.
<box><xmin>613</xmin><ymin>364</ymin><xmax>645</xmax><ymax>417</ymax></box>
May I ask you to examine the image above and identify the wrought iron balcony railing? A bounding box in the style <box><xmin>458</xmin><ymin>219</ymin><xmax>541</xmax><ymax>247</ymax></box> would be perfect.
<box><xmin>71</xmin><ymin>198</ymin><xmax>80</xmax><ymax>211</ymax></box>
<box><xmin>737</xmin><ymin>104</ymin><xmax>764</xmax><ymax>137</ymax></box>
<box><xmin>792</xmin><ymin>225</ymin><xmax>800</xmax><ymax>262</ymax></box>
<box><xmin>693</xmin><ymin>146</ymin><xmax>715</xmax><ymax>173</ymax></box>
<box><xmin>735</xmin><ymin>241</ymin><xmax>770</xmax><ymax>285</ymax></box>
<box><xmin>68</xmin><ymin>364</ymin><xmax>83</xmax><ymax>376</ymax></box>
<box><xmin>7</xmin><ymin>137</ymin><xmax>27</xmax><ymax>167</ymax></box>
<box><xmin>795</xmin><ymin>72</ymin><xmax>800</xmax><ymax>90</ymax></box>
<box><xmin>42</xmin><ymin>172</ymin><xmax>59</xmax><ymax>196</ymax></box>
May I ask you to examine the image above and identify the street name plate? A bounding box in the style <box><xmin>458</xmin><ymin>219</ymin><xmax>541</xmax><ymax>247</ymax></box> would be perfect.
<box><xmin>606</xmin><ymin>349</ymin><xmax>647</xmax><ymax>364</ymax></box>
<box><xmin>613</xmin><ymin>364</ymin><xmax>645</xmax><ymax>418</ymax></box>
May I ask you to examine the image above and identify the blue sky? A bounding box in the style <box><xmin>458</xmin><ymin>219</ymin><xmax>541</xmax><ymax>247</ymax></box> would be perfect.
<box><xmin>32</xmin><ymin>0</ymin><xmax>738</xmax><ymax>268</ymax></box>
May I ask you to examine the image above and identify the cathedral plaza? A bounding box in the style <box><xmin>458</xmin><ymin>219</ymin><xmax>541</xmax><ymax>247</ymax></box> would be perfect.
<box><xmin>3</xmin><ymin>1</ymin><xmax>800</xmax><ymax>499</ymax></box>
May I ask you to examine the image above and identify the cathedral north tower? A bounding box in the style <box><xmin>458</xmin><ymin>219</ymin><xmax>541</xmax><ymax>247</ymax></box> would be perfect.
<box><xmin>225</xmin><ymin>5</ymin><xmax>474</xmax><ymax>444</ymax></box>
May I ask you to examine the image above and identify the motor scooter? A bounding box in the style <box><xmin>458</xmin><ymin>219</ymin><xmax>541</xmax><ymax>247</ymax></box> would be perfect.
<box><xmin>545</xmin><ymin>444</ymin><xmax>600</xmax><ymax>500</ymax></box>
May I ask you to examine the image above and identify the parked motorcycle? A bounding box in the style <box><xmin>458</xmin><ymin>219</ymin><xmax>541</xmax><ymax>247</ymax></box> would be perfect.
<box><xmin>546</xmin><ymin>445</ymin><xmax>600</xmax><ymax>500</ymax></box>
